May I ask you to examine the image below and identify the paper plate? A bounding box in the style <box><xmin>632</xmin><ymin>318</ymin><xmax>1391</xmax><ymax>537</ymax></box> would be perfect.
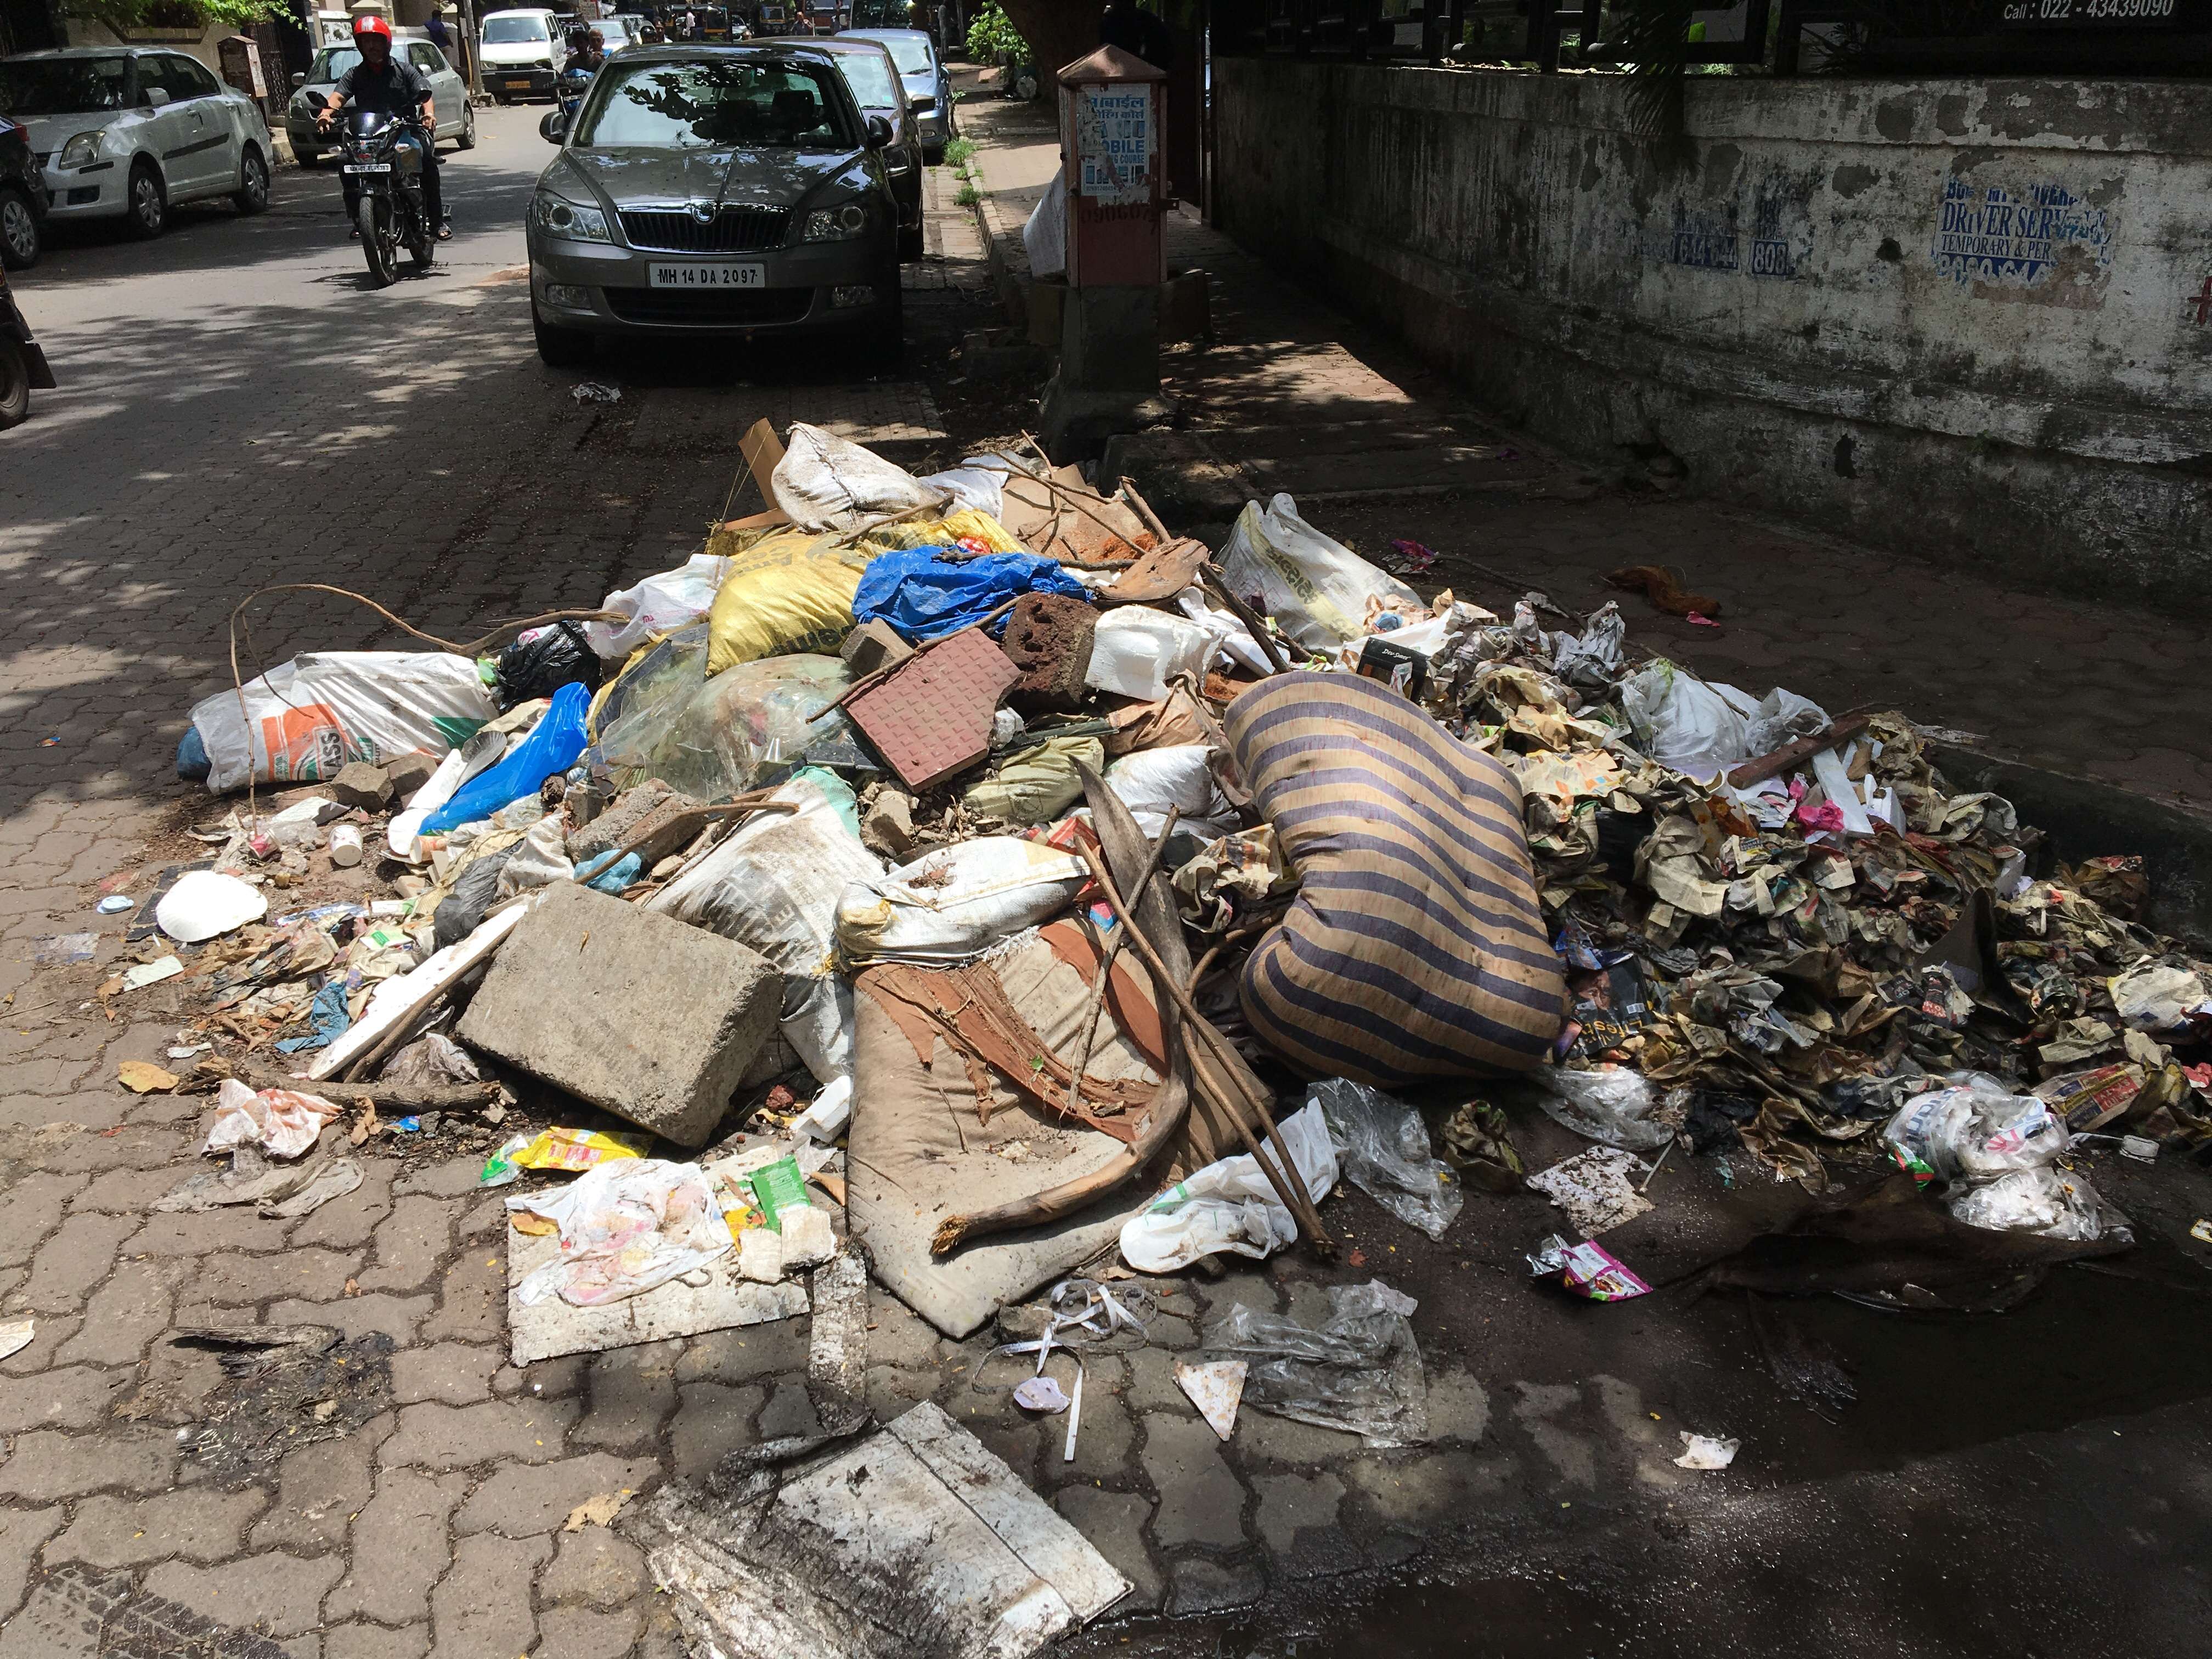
<box><xmin>155</xmin><ymin>870</ymin><xmax>267</xmax><ymax>944</ymax></box>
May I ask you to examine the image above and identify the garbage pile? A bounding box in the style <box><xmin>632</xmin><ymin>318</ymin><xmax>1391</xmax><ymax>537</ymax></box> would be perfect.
<box><xmin>103</xmin><ymin>417</ymin><xmax>2212</xmax><ymax>1645</ymax></box>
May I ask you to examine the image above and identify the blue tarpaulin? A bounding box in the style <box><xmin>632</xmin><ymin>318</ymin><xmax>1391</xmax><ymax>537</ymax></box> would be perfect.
<box><xmin>852</xmin><ymin>546</ymin><xmax>1090</xmax><ymax>644</ymax></box>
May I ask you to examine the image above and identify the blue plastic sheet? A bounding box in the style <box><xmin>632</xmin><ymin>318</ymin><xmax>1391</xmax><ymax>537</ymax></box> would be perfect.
<box><xmin>574</xmin><ymin>850</ymin><xmax>643</xmax><ymax>894</ymax></box>
<box><xmin>421</xmin><ymin>681</ymin><xmax>590</xmax><ymax>837</ymax></box>
<box><xmin>275</xmin><ymin>980</ymin><xmax>352</xmax><ymax>1055</ymax></box>
<box><xmin>851</xmin><ymin>545</ymin><xmax>1089</xmax><ymax>643</ymax></box>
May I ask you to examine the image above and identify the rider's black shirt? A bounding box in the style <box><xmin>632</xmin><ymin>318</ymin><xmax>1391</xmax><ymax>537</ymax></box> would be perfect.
<box><xmin>334</xmin><ymin>57</ymin><xmax>432</xmax><ymax>119</ymax></box>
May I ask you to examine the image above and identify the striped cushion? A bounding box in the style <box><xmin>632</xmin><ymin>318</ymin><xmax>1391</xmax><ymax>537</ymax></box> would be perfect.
<box><xmin>1227</xmin><ymin>672</ymin><xmax>1566</xmax><ymax>1085</ymax></box>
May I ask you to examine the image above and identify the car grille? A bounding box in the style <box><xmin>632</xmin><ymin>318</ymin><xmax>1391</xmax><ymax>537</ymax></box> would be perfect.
<box><xmin>605</xmin><ymin>286</ymin><xmax>813</xmax><ymax>326</ymax></box>
<box><xmin>619</xmin><ymin>205</ymin><xmax>790</xmax><ymax>254</ymax></box>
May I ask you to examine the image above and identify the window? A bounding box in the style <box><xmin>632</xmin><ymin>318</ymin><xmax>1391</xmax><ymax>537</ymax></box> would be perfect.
<box><xmin>308</xmin><ymin>46</ymin><xmax>362</xmax><ymax>84</ymax></box>
<box><xmin>134</xmin><ymin>56</ymin><xmax>187</xmax><ymax>105</ymax></box>
<box><xmin>878</xmin><ymin>35</ymin><xmax>933</xmax><ymax>75</ymax></box>
<box><xmin>829</xmin><ymin>48</ymin><xmax>898</xmax><ymax>110</ymax></box>
<box><xmin>482</xmin><ymin>14</ymin><xmax>552</xmax><ymax>43</ymax></box>
<box><xmin>0</xmin><ymin>55</ymin><xmax>131</xmax><ymax>115</ymax></box>
<box><xmin>576</xmin><ymin>57</ymin><xmax>858</xmax><ymax>149</ymax></box>
<box><xmin>169</xmin><ymin>57</ymin><xmax>223</xmax><ymax>99</ymax></box>
<box><xmin>409</xmin><ymin>44</ymin><xmax>444</xmax><ymax>73</ymax></box>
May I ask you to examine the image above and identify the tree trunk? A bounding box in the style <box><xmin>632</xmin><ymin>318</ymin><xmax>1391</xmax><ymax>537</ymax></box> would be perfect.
<box><xmin>998</xmin><ymin>0</ymin><xmax>1099</xmax><ymax>81</ymax></box>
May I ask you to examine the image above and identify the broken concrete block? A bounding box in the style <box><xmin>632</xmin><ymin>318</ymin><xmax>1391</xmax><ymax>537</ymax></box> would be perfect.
<box><xmin>383</xmin><ymin>753</ymin><xmax>439</xmax><ymax>803</ymax></box>
<box><xmin>328</xmin><ymin>761</ymin><xmax>394</xmax><ymax>811</ymax></box>
<box><xmin>1000</xmin><ymin>592</ymin><xmax>1098</xmax><ymax>713</ymax></box>
<box><xmin>456</xmin><ymin>883</ymin><xmax>778</xmax><ymax>1148</ymax></box>
<box><xmin>779</xmin><ymin>1204</ymin><xmax>836</xmax><ymax>1271</ymax></box>
<box><xmin>861</xmin><ymin>790</ymin><xmax>917</xmax><ymax>859</ymax></box>
<box><xmin>738</xmin><ymin>1228</ymin><xmax>786</xmax><ymax>1284</ymax></box>
<box><xmin>840</xmin><ymin>618</ymin><xmax>915</xmax><ymax>681</ymax></box>
<box><xmin>569</xmin><ymin>780</ymin><xmax>695</xmax><ymax>865</ymax></box>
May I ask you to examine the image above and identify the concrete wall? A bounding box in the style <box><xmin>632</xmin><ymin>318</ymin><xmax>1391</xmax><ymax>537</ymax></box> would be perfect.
<box><xmin>1212</xmin><ymin>61</ymin><xmax>2212</xmax><ymax>608</ymax></box>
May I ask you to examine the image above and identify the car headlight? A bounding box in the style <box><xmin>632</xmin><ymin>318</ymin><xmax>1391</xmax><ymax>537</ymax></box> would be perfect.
<box><xmin>803</xmin><ymin>202</ymin><xmax>868</xmax><ymax>242</ymax></box>
<box><xmin>58</xmin><ymin>131</ymin><xmax>105</xmax><ymax>170</ymax></box>
<box><xmin>532</xmin><ymin>191</ymin><xmax>611</xmax><ymax>242</ymax></box>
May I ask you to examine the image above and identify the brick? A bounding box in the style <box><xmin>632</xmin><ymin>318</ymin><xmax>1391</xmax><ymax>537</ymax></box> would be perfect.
<box><xmin>325</xmin><ymin>1623</ymin><xmax>429</xmax><ymax>1659</ymax></box>
<box><xmin>324</xmin><ymin>1466</ymin><xmax>465</xmax><ymax>1626</ymax></box>
<box><xmin>573</xmin><ymin>1340</ymin><xmax>680</xmax><ymax>1449</ymax></box>
<box><xmin>428</xmin><ymin>1532</ymin><xmax>548</xmax><ymax>1659</ymax></box>
<box><xmin>0</xmin><ymin>1428</ymin><xmax>176</xmax><ymax>1501</ymax></box>
<box><xmin>357</xmin><ymin>1196</ymin><xmax>455</xmax><ymax>1294</ymax></box>
<box><xmin>668</xmin><ymin>1382</ymin><xmax>764</xmax><ymax>1482</ymax></box>
<box><xmin>47</xmin><ymin>1486</ymin><xmax>270</xmax><ymax>1568</ymax></box>
<box><xmin>0</xmin><ymin>1504</ymin><xmax>63</xmax><ymax>1622</ymax></box>
<box><xmin>452</xmin><ymin>1451</ymin><xmax>656</xmax><ymax>1538</ymax></box>
<box><xmin>0</xmin><ymin>1176</ymin><xmax>82</xmax><ymax>1270</ymax></box>
<box><xmin>456</xmin><ymin>883</ymin><xmax>780</xmax><ymax>1148</ymax></box>
<box><xmin>327</xmin><ymin>763</ymin><xmax>393</xmax><ymax>811</ymax></box>
<box><xmin>1138</xmin><ymin>1412</ymin><xmax>1249</xmax><ymax>1548</ymax></box>
<box><xmin>250</xmin><ymin>1422</ymin><xmax>387</xmax><ymax>1553</ymax></box>
<box><xmin>140</xmin><ymin>1550</ymin><xmax>343</xmax><ymax>1639</ymax></box>
<box><xmin>839</xmin><ymin>618</ymin><xmax>914</xmax><ymax>680</ymax></box>
<box><xmin>567</xmin><ymin>781</ymin><xmax>692</xmax><ymax>866</ymax></box>
<box><xmin>536</xmin><ymin>1605</ymin><xmax>642</xmax><ymax>1659</ymax></box>
<box><xmin>1052</xmin><ymin>1487</ymin><xmax>1163</xmax><ymax>1612</ymax></box>
<box><xmin>193</xmin><ymin>1248</ymin><xmax>360</xmax><ymax>1306</ymax></box>
<box><xmin>20</xmin><ymin>1212</ymin><xmax>137</xmax><ymax>1312</ymax></box>
<box><xmin>390</xmin><ymin>1342</ymin><xmax>501</xmax><ymax>1407</ymax></box>
<box><xmin>420</xmin><ymin>1245</ymin><xmax>505</xmax><ymax>1345</ymax></box>
<box><xmin>540</xmin><ymin>1527</ymin><xmax>647</xmax><ymax>1609</ymax></box>
<box><xmin>1000</xmin><ymin>592</ymin><xmax>1098</xmax><ymax>712</ymax></box>
<box><xmin>289</xmin><ymin>1161</ymin><xmax>394</xmax><ymax>1250</ymax></box>
<box><xmin>0</xmin><ymin>1365</ymin><xmax>126</xmax><ymax>1432</ymax></box>
<box><xmin>376</xmin><ymin>1397</ymin><xmax>580</xmax><ymax>1471</ymax></box>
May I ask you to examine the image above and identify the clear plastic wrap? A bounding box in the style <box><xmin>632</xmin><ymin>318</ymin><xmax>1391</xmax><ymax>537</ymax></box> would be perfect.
<box><xmin>1201</xmin><ymin>1279</ymin><xmax>1429</xmax><ymax>1447</ymax></box>
<box><xmin>599</xmin><ymin>652</ymin><xmax>849</xmax><ymax>802</ymax></box>
<box><xmin>1310</xmin><ymin>1079</ymin><xmax>1463</xmax><ymax>1240</ymax></box>
<box><xmin>1533</xmin><ymin>1067</ymin><xmax>1674</xmax><ymax>1152</ymax></box>
<box><xmin>1882</xmin><ymin>1073</ymin><xmax>2069</xmax><ymax>1185</ymax></box>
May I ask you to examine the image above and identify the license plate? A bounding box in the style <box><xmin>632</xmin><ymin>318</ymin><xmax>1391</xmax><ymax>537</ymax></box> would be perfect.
<box><xmin>505</xmin><ymin>78</ymin><xmax>532</xmax><ymax>88</ymax></box>
<box><xmin>648</xmin><ymin>262</ymin><xmax>765</xmax><ymax>289</ymax></box>
<box><xmin>342</xmin><ymin>163</ymin><xmax>391</xmax><ymax>173</ymax></box>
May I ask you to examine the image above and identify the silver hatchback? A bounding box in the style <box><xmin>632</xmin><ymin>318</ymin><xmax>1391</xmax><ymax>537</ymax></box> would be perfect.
<box><xmin>526</xmin><ymin>44</ymin><xmax>904</xmax><ymax>365</ymax></box>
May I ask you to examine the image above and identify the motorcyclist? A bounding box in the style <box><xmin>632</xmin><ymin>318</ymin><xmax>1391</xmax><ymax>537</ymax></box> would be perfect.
<box><xmin>316</xmin><ymin>15</ymin><xmax>450</xmax><ymax>242</ymax></box>
<box><xmin>569</xmin><ymin>27</ymin><xmax>608</xmax><ymax>72</ymax></box>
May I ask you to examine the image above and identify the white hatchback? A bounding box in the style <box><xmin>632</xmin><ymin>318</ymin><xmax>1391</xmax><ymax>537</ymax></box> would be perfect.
<box><xmin>0</xmin><ymin>47</ymin><xmax>275</xmax><ymax>239</ymax></box>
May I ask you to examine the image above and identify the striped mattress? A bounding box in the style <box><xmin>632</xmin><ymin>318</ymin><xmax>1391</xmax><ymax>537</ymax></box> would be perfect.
<box><xmin>1226</xmin><ymin>672</ymin><xmax>1566</xmax><ymax>1085</ymax></box>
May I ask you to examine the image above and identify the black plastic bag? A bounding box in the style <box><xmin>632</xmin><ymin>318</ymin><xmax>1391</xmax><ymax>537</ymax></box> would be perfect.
<box><xmin>492</xmin><ymin>623</ymin><xmax>602</xmax><ymax>712</ymax></box>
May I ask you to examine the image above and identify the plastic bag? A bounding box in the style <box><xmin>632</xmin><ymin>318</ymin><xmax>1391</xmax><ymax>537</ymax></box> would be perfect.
<box><xmin>964</xmin><ymin>735</ymin><xmax>1104</xmax><ymax>826</ymax></box>
<box><xmin>432</xmin><ymin>840</ymin><xmax>520</xmax><ymax>949</ymax></box>
<box><xmin>183</xmin><ymin>651</ymin><xmax>496</xmax><ymax>795</ymax></box>
<box><xmin>202</xmin><ymin>1078</ymin><xmax>341</xmax><ymax>1161</ymax></box>
<box><xmin>1119</xmin><ymin>1102</ymin><xmax>1340</xmax><ymax>1273</ymax></box>
<box><xmin>1882</xmin><ymin>1074</ymin><xmax>2069</xmax><ymax>1186</ymax></box>
<box><xmin>1311</xmin><ymin>1079</ymin><xmax>1463</xmax><ymax>1241</ymax></box>
<box><xmin>507</xmin><ymin>1158</ymin><xmax>731</xmax><ymax>1307</ymax></box>
<box><xmin>1085</xmin><ymin>605</ymin><xmax>1228</xmax><ymax>701</ymax></box>
<box><xmin>706</xmin><ymin>532</ymin><xmax>868</xmax><ymax>674</ymax></box>
<box><xmin>1532</xmin><ymin>1067</ymin><xmax>1674</xmax><ymax>1152</ymax></box>
<box><xmin>1202</xmin><ymin>1278</ymin><xmax>1429</xmax><ymax>1447</ymax></box>
<box><xmin>836</xmin><ymin>836</ymin><xmax>1092</xmax><ymax>965</ymax></box>
<box><xmin>421</xmin><ymin>680</ymin><xmax>590</xmax><ymax>837</ymax></box>
<box><xmin>585</xmin><ymin>554</ymin><xmax>729</xmax><ymax>661</ymax></box>
<box><xmin>647</xmin><ymin>771</ymin><xmax>882</xmax><ymax>1083</ymax></box>
<box><xmin>1022</xmin><ymin>172</ymin><xmax>1066</xmax><ymax>279</ymax></box>
<box><xmin>1217</xmin><ymin>493</ymin><xmax>1421</xmax><ymax>652</ymax></box>
<box><xmin>1945</xmin><ymin>1165</ymin><xmax>2129</xmax><ymax>1243</ymax></box>
<box><xmin>1743</xmin><ymin>686</ymin><xmax>1830</xmax><ymax>758</ymax></box>
<box><xmin>772</xmin><ymin>422</ymin><xmax>947</xmax><ymax>531</ymax></box>
<box><xmin>495</xmin><ymin>813</ymin><xmax>573</xmax><ymax>898</ymax></box>
<box><xmin>918</xmin><ymin>460</ymin><xmax>1011</xmax><ymax>520</ymax></box>
<box><xmin>1103</xmin><ymin>744</ymin><xmax>1239</xmax><ymax>840</ymax></box>
<box><xmin>1618</xmin><ymin>662</ymin><xmax>1762</xmax><ymax>780</ymax></box>
<box><xmin>852</xmin><ymin>545</ymin><xmax>1089</xmax><ymax>644</ymax></box>
<box><xmin>492</xmin><ymin>623</ymin><xmax>602</xmax><ymax>711</ymax></box>
<box><xmin>600</xmin><ymin>654</ymin><xmax>849</xmax><ymax>803</ymax></box>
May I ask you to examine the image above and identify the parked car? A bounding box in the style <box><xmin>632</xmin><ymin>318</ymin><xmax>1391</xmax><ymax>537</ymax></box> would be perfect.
<box><xmin>526</xmin><ymin>43</ymin><xmax>904</xmax><ymax>365</ymax></box>
<box><xmin>0</xmin><ymin>112</ymin><xmax>47</xmax><ymax>269</ymax></box>
<box><xmin>0</xmin><ymin>48</ymin><xmax>273</xmax><ymax>241</ymax></box>
<box><xmin>808</xmin><ymin>36</ymin><xmax>921</xmax><ymax>262</ymax></box>
<box><xmin>0</xmin><ymin>259</ymin><xmax>55</xmax><ymax>429</ymax></box>
<box><xmin>481</xmin><ymin>7</ymin><xmax>568</xmax><ymax>103</ymax></box>
<box><xmin>286</xmin><ymin>32</ymin><xmax>475</xmax><ymax>167</ymax></box>
<box><xmin>838</xmin><ymin>26</ymin><xmax>950</xmax><ymax>161</ymax></box>
<box><xmin>591</xmin><ymin>17</ymin><xmax>640</xmax><ymax>52</ymax></box>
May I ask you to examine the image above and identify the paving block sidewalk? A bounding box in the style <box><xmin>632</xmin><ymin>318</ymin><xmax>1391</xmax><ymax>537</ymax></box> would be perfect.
<box><xmin>955</xmin><ymin>88</ymin><xmax>2212</xmax><ymax>816</ymax></box>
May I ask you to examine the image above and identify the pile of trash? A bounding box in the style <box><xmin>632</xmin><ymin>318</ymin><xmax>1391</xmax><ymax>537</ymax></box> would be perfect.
<box><xmin>97</xmin><ymin>416</ymin><xmax>2212</xmax><ymax>1646</ymax></box>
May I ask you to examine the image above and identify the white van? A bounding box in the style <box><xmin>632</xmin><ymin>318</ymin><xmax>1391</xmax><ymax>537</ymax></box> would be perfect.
<box><xmin>479</xmin><ymin>7</ymin><xmax>565</xmax><ymax>103</ymax></box>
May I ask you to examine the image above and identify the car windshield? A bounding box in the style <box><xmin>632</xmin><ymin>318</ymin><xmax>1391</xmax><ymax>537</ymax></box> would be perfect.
<box><xmin>0</xmin><ymin>57</ymin><xmax>132</xmax><ymax>116</ymax></box>
<box><xmin>827</xmin><ymin>49</ymin><xmax>896</xmax><ymax>111</ymax></box>
<box><xmin>483</xmin><ymin>15</ymin><xmax>551</xmax><ymax>42</ymax></box>
<box><xmin>575</xmin><ymin>57</ymin><xmax>856</xmax><ymax>149</ymax></box>
<box><xmin>872</xmin><ymin>35</ymin><xmax>932</xmax><ymax>75</ymax></box>
<box><xmin>307</xmin><ymin>47</ymin><xmax>361</xmax><ymax>83</ymax></box>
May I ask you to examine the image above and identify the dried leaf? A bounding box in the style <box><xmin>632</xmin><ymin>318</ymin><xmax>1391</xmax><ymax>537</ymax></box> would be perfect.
<box><xmin>117</xmin><ymin>1061</ymin><xmax>179</xmax><ymax>1094</ymax></box>
<box><xmin>563</xmin><ymin>1489</ymin><xmax>632</xmax><ymax>1532</ymax></box>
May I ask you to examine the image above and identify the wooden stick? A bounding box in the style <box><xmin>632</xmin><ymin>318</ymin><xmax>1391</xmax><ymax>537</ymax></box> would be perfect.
<box><xmin>1725</xmin><ymin>714</ymin><xmax>1873</xmax><ymax>791</ymax></box>
<box><xmin>231</xmin><ymin>1060</ymin><xmax>499</xmax><ymax>1111</ymax></box>
<box><xmin>1082</xmin><ymin>848</ymin><xmax>1330</xmax><ymax>1250</ymax></box>
<box><xmin>1200</xmin><ymin>560</ymin><xmax>1293</xmax><ymax>677</ymax></box>
<box><xmin>1062</xmin><ymin>808</ymin><xmax>1178</xmax><ymax>1124</ymax></box>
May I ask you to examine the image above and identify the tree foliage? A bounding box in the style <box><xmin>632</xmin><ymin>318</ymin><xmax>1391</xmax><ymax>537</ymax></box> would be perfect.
<box><xmin>965</xmin><ymin>1</ymin><xmax>1028</xmax><ymax>62</ymax></box>
<box><xmin>74</xmin><ymin>0</ymin><xmax>291</xmax><ymax>36</ymax></box>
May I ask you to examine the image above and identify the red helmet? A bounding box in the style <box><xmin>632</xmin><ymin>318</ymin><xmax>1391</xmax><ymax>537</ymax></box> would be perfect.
<box><xmin>352</xmin><ymin>14</ymin><xmax>393</xmax><ymax>40</ymax></box>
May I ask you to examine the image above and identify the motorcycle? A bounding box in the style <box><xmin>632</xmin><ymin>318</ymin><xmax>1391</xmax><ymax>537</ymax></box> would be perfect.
<box><xmin>0</xmin><ymin>261</ymin><xmax>57</xmax><ymax>431</ymax></box>
<box><xmin>539</xmin><ymin>65</ymin><xmax>594</xmax><ymax>143</ymax></box>
<box><xmin>332</xmin><ymin>108</ymin><xmax>434</xmax><ymax>287</ymax></box>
